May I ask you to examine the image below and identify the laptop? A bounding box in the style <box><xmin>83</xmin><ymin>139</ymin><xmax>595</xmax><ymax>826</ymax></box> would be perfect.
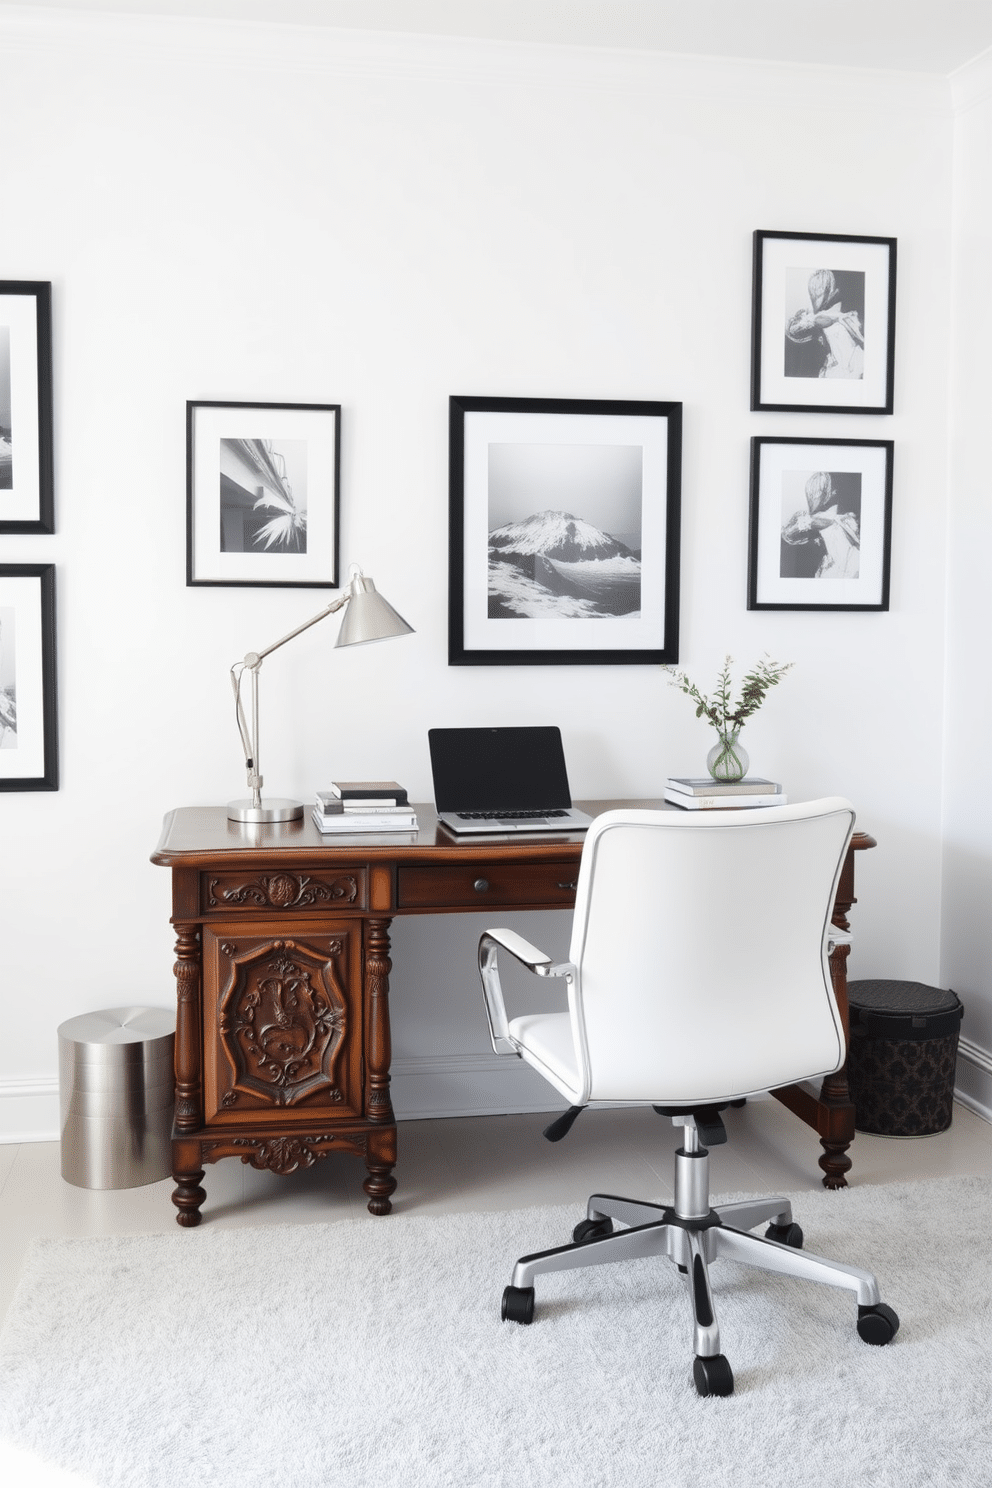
<box><xmin>429</xmin><ymin>726</ymin><xmax>594</xmax><ymax>834</ymax></box>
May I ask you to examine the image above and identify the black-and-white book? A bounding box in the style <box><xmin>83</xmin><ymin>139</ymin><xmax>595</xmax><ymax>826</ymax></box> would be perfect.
<box><xmin>319</xmin><ymin>781</ymin><xmax>409</xmax><ymax>808</ymax></box>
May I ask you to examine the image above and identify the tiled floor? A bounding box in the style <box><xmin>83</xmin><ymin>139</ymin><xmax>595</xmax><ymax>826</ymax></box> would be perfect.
<box><xmin>1</xmin><ymin>1097</ymin><xmax>990</xmax><ymax>1326</ymax></box>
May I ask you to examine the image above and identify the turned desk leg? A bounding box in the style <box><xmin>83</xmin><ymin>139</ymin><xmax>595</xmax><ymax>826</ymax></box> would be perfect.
<box><xmin>813</xmin><ymin>830</ymin><xmax>876</xmax><ymax>1188</ymax></box>
<box><xmin>816</xmin><ymin>1078</ymin><xmax>855</xmax><ymax>1189</ymax></box>
<box><xmin>818</xmin><ymin>937</ymin><xmax>856</xmax><ymax>1189</ymax></box>
<box><xmin>364</xmin><ymin>917</ymin><xmax>397</xmax><ymax>1215</ymax></box>
<box><xmin>363</xmin><ymin>1141</ymin><xmax>398</xmax><ymax>1216</ymax></box>
<box><xmin>172</xmin><ymin>924</ymin><xmax>207</xmax><ymax>1226</ymax></box>
<box><xmin>171</xmin><ymin>1160</ymin><xmax>206</xmax><ymax>1228</ymax></box>
<box><xmin>770</xmin><ymin>929</ymin><xmax>858</xmax><ymax>1187</ymax></box>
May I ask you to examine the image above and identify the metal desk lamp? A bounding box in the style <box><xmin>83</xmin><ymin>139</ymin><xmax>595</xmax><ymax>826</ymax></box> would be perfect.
<box><xmin>228</xmin><ymin>565</ymin><xmax>413</xmax><ymax>823</ymax></box>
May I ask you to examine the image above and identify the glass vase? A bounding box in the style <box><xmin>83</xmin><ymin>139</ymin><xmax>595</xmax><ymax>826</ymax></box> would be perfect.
<box><xmin>706</xmin><ymin>729</ymin><xmax>749</xmax><ymax>783</ymax></box>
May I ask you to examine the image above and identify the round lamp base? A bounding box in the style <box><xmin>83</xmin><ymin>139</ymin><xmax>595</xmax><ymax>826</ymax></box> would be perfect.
<box><xmin>227</xmin><ymin>798</ymin><xmax>304</xmax><ymax>824</ymax></box>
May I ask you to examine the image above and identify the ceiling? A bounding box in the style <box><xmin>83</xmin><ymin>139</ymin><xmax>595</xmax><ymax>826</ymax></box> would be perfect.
<box><xmin>14</xmin><ymin>0</ymin><xmax>992</xmax><ymax>75</ymax></box>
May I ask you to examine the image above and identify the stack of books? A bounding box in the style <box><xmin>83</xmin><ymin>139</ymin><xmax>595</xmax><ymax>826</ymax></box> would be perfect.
<box><xmin>312</xmin><ymin>781</ymin><xmax>418</xmax><ymax>833</ymax></box>
<box><xmin>664</xmin><ymin>776</ymin><xmax>786</xmax><ymax>810</ymax></box>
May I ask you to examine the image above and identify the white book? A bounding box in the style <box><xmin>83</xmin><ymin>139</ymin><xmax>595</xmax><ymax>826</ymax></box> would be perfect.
<box><xmin>315</xmin><ymin>801</ymin><xmax>411</xmax><ymax>815</ymax></box>
<box><xmin>664</xmin><ymin>789</ymin><xmax>787</xmax><ymax>811</ymax></box>
<box><xmin>311</xmin><ymin>808</ymin><xmax>418</xmax><ymax>833</ymax></box>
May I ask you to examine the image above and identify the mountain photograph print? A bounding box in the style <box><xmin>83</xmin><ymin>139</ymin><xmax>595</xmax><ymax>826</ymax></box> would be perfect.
<box><xmin>449</xmin><ymin>396</ymin><xmax>681</xmax><ymax>665</ymax></box>
<box><xmin>486</xmin><ymin>441</ymin><xmax>642</xmax><ymax>620</ymax></box>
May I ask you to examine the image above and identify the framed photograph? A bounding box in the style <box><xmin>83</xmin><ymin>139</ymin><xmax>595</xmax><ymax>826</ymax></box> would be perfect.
<box><xmin>0</xmin><ymin>281</ymin><xmax>54</xmax><ymax>534</ymax></box>
<box><xmin>186</xmin><ymin>401</ymin><xmax>340</xmax><ymax>587</ymax></box>
<box><xmin>748</xmin><ymin>437</ymin><xmax>893</xmax><ymax>611</ymax></box>
<box><xmin>0</xmin><ymin>564</ymin><xmax>58</xmax><ymax>791</ymax></box>
<box><xmin>751</xmin><ymin>231</ymin><xmax>896</xmax><ymax>414</ymax></box>
<box><xmin>449</xmin><ymin>395</ymin><xmax>682</xmax><ymax>665</ymax></box>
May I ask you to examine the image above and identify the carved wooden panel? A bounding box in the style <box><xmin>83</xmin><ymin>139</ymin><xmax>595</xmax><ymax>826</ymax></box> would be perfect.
<box><xmin>202</xmin><ymin>869</ymin><xmax>365</xmax><ymax>915</ymax></box>
<box><xmin>201</xmin><ymin>921</ymin><xmax>364</xmax><ymax>1124</ymax></box>
<box><xmin>200</xmin><ymin>1131</ymin><xmax>367</xmax><ymax>1172</ymax></box>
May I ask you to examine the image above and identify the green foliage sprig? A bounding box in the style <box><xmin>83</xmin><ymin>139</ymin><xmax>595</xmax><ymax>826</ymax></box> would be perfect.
<box><xmin>665</xmin><ymin>655</ymin><xmax>793</xmax><ymax>734</ymax></box>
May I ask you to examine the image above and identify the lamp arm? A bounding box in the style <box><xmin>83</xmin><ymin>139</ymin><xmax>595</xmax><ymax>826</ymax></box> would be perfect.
<box><xmin>228</xmin><ymin>592</ymin><xmax>351</xmax><ymax>807</ymax></box>
<box><xmin>251</xmin><ymin>593</ymin><xmax>350</xmax><ymax>666</ymax></box>
<box><xmin>225</xmin><ymin>565</ymin><xmax>411</xmax><ymax>824</ymax></box>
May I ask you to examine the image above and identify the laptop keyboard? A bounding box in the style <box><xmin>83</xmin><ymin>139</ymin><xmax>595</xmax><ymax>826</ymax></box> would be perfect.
<box><xmin>456</xmin><ymin>809</ymin><xmax>569</xmax><ymax>821</ymax></box>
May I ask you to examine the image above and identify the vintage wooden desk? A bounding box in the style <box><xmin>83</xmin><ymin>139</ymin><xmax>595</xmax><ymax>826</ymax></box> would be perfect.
<box><xmin>151</xmin><ymin>803</ymin><xmax>874</xmax><ymax>1226</ymax></box>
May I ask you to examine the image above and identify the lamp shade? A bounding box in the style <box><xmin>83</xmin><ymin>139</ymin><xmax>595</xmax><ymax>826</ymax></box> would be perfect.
<box><xmin>335</xmin><ymin>572</ymin><xmax>414</xmax><ymax>648</ymax></box>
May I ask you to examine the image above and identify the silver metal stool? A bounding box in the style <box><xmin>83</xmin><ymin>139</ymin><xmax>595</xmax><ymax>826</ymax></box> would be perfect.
<box><xmin>58</xmin><ymin>1006</ymin><xmax>175</xmax><ymax>1189</ymax></box>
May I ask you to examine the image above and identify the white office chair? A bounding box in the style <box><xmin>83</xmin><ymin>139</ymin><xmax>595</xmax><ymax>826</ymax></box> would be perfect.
<box><xmin>478</xmin><ymin>798</ymin><xmax>899</xmax><ymax>1396</ymax></box>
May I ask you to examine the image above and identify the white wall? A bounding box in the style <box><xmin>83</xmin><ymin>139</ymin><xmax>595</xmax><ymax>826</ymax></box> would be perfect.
<box><xmin>0</xmin><ymin>5</ymin><xmax>974</xmax><ymax>1139</ymax></box>
<box><xmin>942</xmin><ymin>50</ymin><xmax>992</xmax><ymax>1113</ymax></box>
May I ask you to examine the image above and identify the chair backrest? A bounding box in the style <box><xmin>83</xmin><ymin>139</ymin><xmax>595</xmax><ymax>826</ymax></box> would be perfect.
<box><xmin>566</xmin><ymin>798</ymin><xmax>855</xmax><ymax>1105</ymax></box>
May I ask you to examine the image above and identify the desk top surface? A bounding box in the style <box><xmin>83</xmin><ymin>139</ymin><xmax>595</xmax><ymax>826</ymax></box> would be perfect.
<box><xmin>152</xmin><ymin>802</ymin><xmax>875</xmax><ymax>869</ymax></box>
<box><xmin>151</xmin><ymin>800</ymin><xmax>646</xmax><ymax>867</ymax></box>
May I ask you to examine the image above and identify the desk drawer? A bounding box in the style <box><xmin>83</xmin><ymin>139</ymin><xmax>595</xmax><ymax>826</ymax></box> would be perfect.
<box><xmin>398</xmin><ymin>862</ymin><xmax>578</xmax><ymax>910</ymax></box>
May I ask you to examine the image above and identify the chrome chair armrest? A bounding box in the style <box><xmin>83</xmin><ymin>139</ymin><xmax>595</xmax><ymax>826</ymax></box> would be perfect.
<box><xmin>826</xmin><ymin>927</ymin><xmax>852</xmax><ymax>954</ymax></box>
<box><xmin>478</xmin><ymin>929</ymin><xmax>575</xmax><ymax>1055</ymax></box>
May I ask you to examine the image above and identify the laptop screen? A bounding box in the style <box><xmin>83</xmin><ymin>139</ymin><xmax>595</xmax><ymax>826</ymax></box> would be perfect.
<box><xmin>429</xmin><ymin>726</ymin><xmax>574</xmax><ymax>813</ymax></box>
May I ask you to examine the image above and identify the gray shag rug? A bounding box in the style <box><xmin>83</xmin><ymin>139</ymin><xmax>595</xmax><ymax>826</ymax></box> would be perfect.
<box><xmin>1</xmin><ymin>1175</ymin><xmax>990</xmax><ymax>1488</ymax></box>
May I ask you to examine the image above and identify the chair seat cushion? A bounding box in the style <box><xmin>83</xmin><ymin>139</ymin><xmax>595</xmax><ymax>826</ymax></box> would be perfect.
<box><xmin>508</xmin><ymin>1012</ymin><xmax>581</xmax><ymax>1101</ymax></box>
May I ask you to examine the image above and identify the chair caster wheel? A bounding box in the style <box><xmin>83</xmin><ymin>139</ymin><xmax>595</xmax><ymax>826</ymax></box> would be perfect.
<box><xmin>502</xmin><ymin>1285</ymin><xmax>535</xmax><ymax>1324</ymax></box>
<box><xmin>573</xmin><ymin>1216</ymin><xmax>614</xmax><ymax>1243</ymax></box>
<box><xmin>765</xmin><ymin>1221</ymin><xmax>804</xmax><ymax>1248</ymax></box>
<box><xmin>857</xmin><ymin>1302</ymin><xmax>899</xmax><ymax>1345</ymax></box>
<box><xmin>693</xmin><ymin>1353</ymin><xmax>734</xmax><ymax>1397</ymax></box>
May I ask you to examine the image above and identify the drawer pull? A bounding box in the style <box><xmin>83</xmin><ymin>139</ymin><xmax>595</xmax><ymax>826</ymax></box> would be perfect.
<box><xmin>473</xmin><ymin>878</ymin><xmax>490</xmax><ymax>893</ymax></box>
<box><xmin>557</xmin><ymin>881</ymin><xmax>577</xmax><ymax>891</ymax></box>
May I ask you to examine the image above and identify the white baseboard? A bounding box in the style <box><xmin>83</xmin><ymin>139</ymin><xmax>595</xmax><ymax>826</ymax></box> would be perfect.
<box><xmin>955</xmin><ymin>1037</ymin><xmax>992</xmax><ymax>1124</ymax></box>
<box><xmin>393</xmin><ymin>1043</ymin><xmax>992</xmax><ymax>1126</ymax></box>
<box><xmin>0</xmin><ymin>1058</ymin><xmax>560</xmax><ymax>1143</ymax></box>
<box><xmin>391</xmin><ymin>1053</ymin><xmax>563</xmax><ymax>1120</ymax></box>
<box><xmin>392</xmin><ymin>1045</ymin><xmax>992</xmax><ymax>1126</ymax></box>
<box><xmin>0</xmin><ymin>1077</ymin><xmax>60</xmax><ymax>1143</ymax></box>
<box><xmin>3</xmin><ymin>1041</ymin><xmax>989</xmax><ymax>1142</ymax></box>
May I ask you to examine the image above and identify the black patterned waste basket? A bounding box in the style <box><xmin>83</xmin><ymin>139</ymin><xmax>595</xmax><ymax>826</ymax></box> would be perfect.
<box><xmin>846</xmin><ymin>980</ymin><xmax>963</xmax><ymax>1137</ymax></box>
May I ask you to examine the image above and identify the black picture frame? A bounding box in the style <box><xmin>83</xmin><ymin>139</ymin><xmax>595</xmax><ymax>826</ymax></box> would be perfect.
<box><xmin>186</xmin><ymin>401</ymin><xmax>341</xmax><ymax>587</ymax></box>
<box><xmin>0</xmin><ymin>281</ymin><xmax>54</xmax><ymax>534</ymax></box>
<box><xmin>448</xmin><ymin>395</ymin><xmax>682</xmax><ymax>665</ymax></box>
<box><xmin>747</xmin><ymin>437</ymin><xmax>893</xmax><ymax>611</ymax></box>
<box><xmin>751</xmin><ymin>231</ymin><xmax>896</xmax><ymax>414</ymax></box>
<box><xmin>0</xmin><ymin>563</ymin><xmax>58</xmax><ymax>791</ymax></box>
